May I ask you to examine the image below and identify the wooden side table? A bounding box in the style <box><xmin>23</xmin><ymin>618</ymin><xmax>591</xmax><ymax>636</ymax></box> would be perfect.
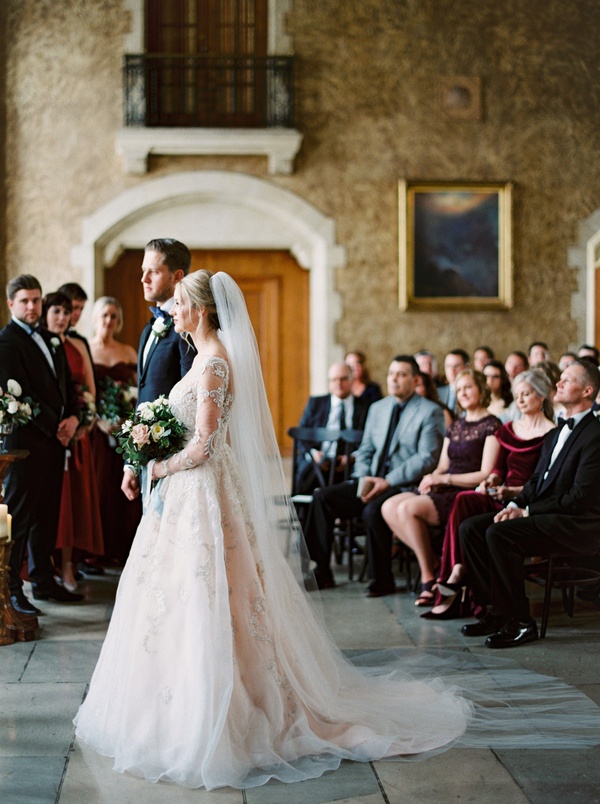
<box><xmin>0</xmin><ymin>450</ymin><xmax>37</xmax><ymax>645</ymax></box>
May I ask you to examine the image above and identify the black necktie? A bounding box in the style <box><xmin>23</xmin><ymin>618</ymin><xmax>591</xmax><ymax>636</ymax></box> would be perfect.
<box><xmin>558</xmin><ymin>417</ymin><xmax>574</xmax><ymax>431</ymax></box>
<box><xmin>149</xmin><ymin>306</ymin><xmax>166</xmax><ymax>319</ymax></box>
<box><xmin>376</xmin><ymin>403</ymin><xmax>402</xmax><ymax>477</ymax></box>
<box><xmin>335</xmin><ymin>403</ymin><xmax>347</xmax><ymax>457</ymax></box>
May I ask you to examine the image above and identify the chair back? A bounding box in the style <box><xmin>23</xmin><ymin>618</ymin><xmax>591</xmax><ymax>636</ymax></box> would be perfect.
<box><xmin>287</xmin><ymin>426</ymin><xmax>359</xmax><ymax>494</ymax></box>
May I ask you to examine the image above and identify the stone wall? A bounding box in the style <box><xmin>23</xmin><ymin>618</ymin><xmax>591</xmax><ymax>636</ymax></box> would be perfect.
<box><xmin>3</xmin><ymin>0</ymin><xmax>600</xmax><ymax>385</ymax></box>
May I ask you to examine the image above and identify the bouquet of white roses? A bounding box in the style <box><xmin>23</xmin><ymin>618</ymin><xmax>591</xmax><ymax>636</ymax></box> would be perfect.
<box><xmin>0</xmin><ymin>379</ymin><xmax>40</xmax><ymax>429</ymax></box>
<box><xmin>116</xmin><ymin>396</ymin><xmax>185</xmax><ymax>472</ymax></box>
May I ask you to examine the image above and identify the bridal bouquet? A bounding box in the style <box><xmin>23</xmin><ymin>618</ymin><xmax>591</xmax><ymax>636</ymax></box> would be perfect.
<box><xmin>0</xmin><ymin>379</ymin><xmax>40</xmax><ymax>430</ymax></box>
<box><xmin>97</xmin><ymin>377</ymin><xmax>137</xmax><ymax>426</ymax></box>
<box><xmin>116</xmin><ymin>396</ymin><xmax>185</xmax><ymax>472</ymax></box>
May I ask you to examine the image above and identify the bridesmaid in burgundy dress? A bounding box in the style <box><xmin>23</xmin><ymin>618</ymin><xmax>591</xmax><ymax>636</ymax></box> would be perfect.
<box><xmin>381</xmin><ymin>369</ymin><xmax>501</xmax><ymax>606</ymax></box>
<box><xmin>43</xmin><ymin>292</ymin><xmax>104</xmax><ymax>592</ymax></box>
<box><xmin>426</xmin><ymin>368</ymin><xmax>556</xmax><ymax>619</ymax></box>
<box><xmin>90</xmin><ymin>297</ymin><xmax>141</xmax><ymax>565</ymax></box>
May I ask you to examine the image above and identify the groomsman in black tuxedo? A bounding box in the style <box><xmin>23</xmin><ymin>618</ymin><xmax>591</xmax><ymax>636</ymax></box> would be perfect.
<box><xmin>460</xmin><ymin>359</ymin><xmax>600</xmax><ymax>648</ymax></box>
<box><xmin>121</xmin><ymin>238</ymin><xmax>195</xmax><ymax>501</ymax></box>
<box><xmin>0</xmin><ymin>275</ymin><xmax>82</xmax><ymax>615</ymax></box>
<box><xmin>295</xmin><ymin>362</ymin><xmax>370</xmax><ymax>493</ymax></box>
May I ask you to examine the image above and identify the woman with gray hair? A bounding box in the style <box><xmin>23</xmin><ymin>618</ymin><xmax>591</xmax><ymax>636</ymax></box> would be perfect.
<box><xmin>423</xmin><ymin>368</ymin><xmax>556</xmax><ymax>620</ymax></box>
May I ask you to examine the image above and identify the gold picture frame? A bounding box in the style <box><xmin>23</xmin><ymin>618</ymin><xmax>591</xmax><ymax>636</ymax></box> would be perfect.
<box><xmin>399</xmin><ymin>180</ymin><xmax>513</xmax><ymax>311</ymax></box>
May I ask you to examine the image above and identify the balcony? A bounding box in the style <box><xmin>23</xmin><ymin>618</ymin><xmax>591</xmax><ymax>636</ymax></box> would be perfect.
<box><xmin>116</xmin><ymin>54</ymin><xmax>302</xmax><ymax>175</ymax></box>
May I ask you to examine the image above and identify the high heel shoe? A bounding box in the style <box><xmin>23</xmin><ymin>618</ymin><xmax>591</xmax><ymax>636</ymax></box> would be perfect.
<box><xmin>436</xmin><ymin>580</ymin><xmax>463</xmax><ymax>596</ymax></box>
<box><xmin>62</xmin><ymin>562</ymin><xmax>78</xmax><ymax>593</ymax></box>
<box><xmin>420</xmin><ymin>588</ymin><xmax>467</xmax><ymax>620</ymax></box>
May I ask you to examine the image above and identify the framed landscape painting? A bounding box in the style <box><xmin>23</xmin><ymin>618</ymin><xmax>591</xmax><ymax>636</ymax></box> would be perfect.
<box><xmin>399</xmin><ymin>180</ymin><xmax>513</xmax><ymax>310</ymax></box>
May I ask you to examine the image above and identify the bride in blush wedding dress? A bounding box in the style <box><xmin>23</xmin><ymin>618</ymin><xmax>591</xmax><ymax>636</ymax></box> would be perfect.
<box><xmin>75</xmin><ymin>271</ymin><xmax>600</xmax><ymax>790</ymax></box>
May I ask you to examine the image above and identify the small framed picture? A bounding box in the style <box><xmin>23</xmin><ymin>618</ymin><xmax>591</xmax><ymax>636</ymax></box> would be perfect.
<box><xmin>399</xmin><ymin>180</ymin><xmax>513</xmax><ymax>311</ymax></box>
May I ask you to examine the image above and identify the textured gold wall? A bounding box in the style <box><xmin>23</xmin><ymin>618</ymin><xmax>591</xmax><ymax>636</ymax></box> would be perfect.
<box><xmin>3</xmin><ymin>0</ymin><xmax>600</xmax><ymax>386</ymax></box>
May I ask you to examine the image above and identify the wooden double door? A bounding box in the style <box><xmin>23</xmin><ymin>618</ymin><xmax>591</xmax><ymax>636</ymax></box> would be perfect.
<box><xmin>105</xmin><ymin>249</ymin><xmax>309</xmax><ymax>453</ymax></box>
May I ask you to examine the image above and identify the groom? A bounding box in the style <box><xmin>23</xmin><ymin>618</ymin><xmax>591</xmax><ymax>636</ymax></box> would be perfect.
<box><xmin>0</xmin><ymin>274</ymin><xmax>82</xmax><ymax>614</ymax></box>
<box><xmin>121</xmin><ymin>238</ymin><xmax>195</xmax><ymax>501</ymax></box>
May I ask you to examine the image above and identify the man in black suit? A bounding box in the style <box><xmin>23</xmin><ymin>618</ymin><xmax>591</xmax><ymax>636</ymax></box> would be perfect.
<box><xmin>0</xmin><ymin>275</ymin><xmax>82</xmax><ymax>615</ymax></box>
<box><xmin>460</xmin><ymin>359</ymin><xmax>600</xmax><ymax>648</ymax></box>
<box><xmin>295</xmin><ymin>362</ymin><xmax>369</xmax><ymax>493</ymax></box>
<box><xmin>121</xmin><ymin>238</ymin><xmax>195</xmax><ymax>501</ymax></box>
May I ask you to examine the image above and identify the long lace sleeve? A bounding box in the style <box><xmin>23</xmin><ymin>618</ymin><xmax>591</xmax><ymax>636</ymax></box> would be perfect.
<box><xmin>154</xmin><ymin>358</ymin><xmax>230</xmax><ymax>477</ymax></box>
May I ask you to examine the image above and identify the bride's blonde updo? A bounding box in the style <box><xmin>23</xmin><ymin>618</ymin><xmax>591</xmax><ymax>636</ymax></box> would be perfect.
<box><xmin>178</xmin><ymin>270</ymin><xmax>221</xmax><ymax>331</ymax></box>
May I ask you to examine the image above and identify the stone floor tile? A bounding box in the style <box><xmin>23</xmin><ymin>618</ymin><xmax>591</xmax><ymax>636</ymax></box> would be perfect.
<box><xmin>245</xmin><ymin>761</ymin><xmax>380</xmax><ymax>804</ymax></box>
<box><xmin>495</xmin><ymin>747</ymin><xmax>600</xmax><ymax>804</ymax></box>
<box><xmin>0</xmin><ymin>682</ymin><xmax>85</xmax><ymax>757</ymax></box>
<box><xmin>0</xmin><ymin>756</ymin><xmax>66</xmax><ymax>804</ymax></box>
<box><xmin>373</xmin><ymin>750</ymin><xmax>529</xmax><ymax>803</ymax></box>
<box><xmin>0</xmin><ymin>642</ymin><xmax>35</xmax><ymax>682</ymax></box>
<box><xmin>20</xmin><ymin>640</ymin><xmax>104</xmax><ymax>683</ymax></box>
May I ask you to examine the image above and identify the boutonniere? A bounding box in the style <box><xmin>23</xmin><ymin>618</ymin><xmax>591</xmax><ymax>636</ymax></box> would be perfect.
<box><xmin>151</xmin><ymin>316</ymin><xmax>173</xmax><ymax>339</ymax></box>
<box><xmin>50</xmin><ymin>337</ymin><xmax>61</xmax><ymax>352</ymax></box>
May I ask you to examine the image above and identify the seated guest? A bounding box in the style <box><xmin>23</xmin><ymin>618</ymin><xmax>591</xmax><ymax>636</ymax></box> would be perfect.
<box><xmin>459</xmin><ymin>359</ymin><xmax>600</xmax><ymax>647</ymax></box>
<box><xmin>425</xmin><ymin>369</ymin><xmax>555</xmax><ymax>620</ymax></box>
<box><xmin>484</xmin><ymin>359</ymin><xmax>513</xmax><ymax>421</ymax></box>
<box><xmin>295</xmin><ymin>362</ymin><xmax>370</xmax><ymax>494</ymax></box>
<box><xmin>505</xmin><ymin>351</ymin><xmax>528</xmax><ymax>381</ymax></box>
<box><xmin>415</xmin><ymin>370</ymin><xmax>453</xmax><ymax>428</ymax></box>
<box><xmin>559</xmin><ymin>351</ymin><xmax>578</xmax><ymax>371</ymax></box>
<box><xmin>381</xmin><ymin>370</ymin><xmax>501</xmax><ymax>606</ymax></box>
<box><xmin>578</xmin><ymin>344</ymin><xmax>600</xmax><ymax>362</ymax></box>
<box><xmin>303</xmin><ymin>355</ymin><xmax>445</xmax><ymax>592</ymax></box>
<box><xmin>414</xmin><ymin>350</ymin><xmax>438</xmax><ymax>380</ymax></box>
<box><xmin>534</xmin><ymin>361</ymin><xmax>562</xmax><ymax>419</ymax></box>
<box><xmin>528</xmin><ymin>341</ymin><xmax>550</xmax><ymax>366</ymax></box>
<box><xmin>438</xmin><ymin>349</ymin><xmax>470</xmax><ymax>411</ymax></box>
<box><xmin>344</xmin><ymin>351</ymin><xmax>383</xmax><ymax>403</ymax></box>
<box><xmin>473</xmin><ymin>345</ymin><xmax>494</xmax><ymax>373</ymax></box>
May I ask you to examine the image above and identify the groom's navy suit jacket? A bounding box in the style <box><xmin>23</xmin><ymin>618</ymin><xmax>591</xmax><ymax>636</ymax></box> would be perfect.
<box><xmin>137</xmin><ymin>313</ymin><xmax>195</xmax><ymax>405</ymax></box>
<box><xmin>0</xmin><ymin>320</ymin><xmax>80</xmax><ymax>590</ymax></box>
<box><xmin>512</xmin><ymin>411</ymin><xmax>600</xmax><ymax>552</ymax></box>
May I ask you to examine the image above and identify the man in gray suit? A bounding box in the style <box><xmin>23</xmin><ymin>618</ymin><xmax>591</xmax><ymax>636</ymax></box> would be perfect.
<box><xmin>303</xmin><ymin>355</ymin><xmax>445</xmax><ymax>593</ymax></box>
<box><xmin>437</xmin><ymin>348</ymin><xmax>469</xmax><ymax>412</ymax></box>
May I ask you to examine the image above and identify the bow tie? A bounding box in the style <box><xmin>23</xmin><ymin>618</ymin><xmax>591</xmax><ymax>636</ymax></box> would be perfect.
<box><xmin>28</xmin><ymin>324</ymin><xmax>42</xmax><ymax>335</ymax></box>
<box><xmin>149</xmin><ymin>306</ymin><xmax>168</xmax><ymax>319</ymax></box>
<box><xmin>558</xmin><ymin>417</ymin><xmax>575</xmax><ymax>431</ymax></box>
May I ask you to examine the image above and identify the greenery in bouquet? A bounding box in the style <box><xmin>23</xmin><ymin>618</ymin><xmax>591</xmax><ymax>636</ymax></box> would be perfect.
<box><xmin>116</xmin><ymin>396</ymin><xmax>185</xmax><ymax>471</ymax></box>
<box><xmin>97</xmin><ymin>376</ymin><xmax>137</xmax><ymax>425</ymax></box>
<box><xmin>0</xmin><ymin>378</ymin><xmax>41</xmax><ymax>428</ymax></box>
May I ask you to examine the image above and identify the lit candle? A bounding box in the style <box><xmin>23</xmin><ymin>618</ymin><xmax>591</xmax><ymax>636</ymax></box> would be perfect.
<box><xmin>6</xmin><ymin>513</ymin><xmax>11</xmax><ymax>543</ymax></box>
<box><xmin>0</xmin><ymin>504</ymin><xmax>7</xmax><ymax>539</ymax></box>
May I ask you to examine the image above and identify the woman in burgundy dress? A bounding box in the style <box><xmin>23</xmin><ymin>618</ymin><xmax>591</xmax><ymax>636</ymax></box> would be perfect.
<box><xmin>382</xmin><ymin>370</ymin><xmax>501</xmax><ymax>606</ymax></box>
<box><xmin>43</xmin><ymin>292</ymin><xmax>104</xmax><ymax>592</ymax></box>
<box><xmin>425</xmin><ymin>368</ymin><xmax>556</xmax><ymax>619</ymax></box>
<box><xmin>90</xmin><ymin>296</ymin><xmax>141</xmax><ymax>565</ymax></box>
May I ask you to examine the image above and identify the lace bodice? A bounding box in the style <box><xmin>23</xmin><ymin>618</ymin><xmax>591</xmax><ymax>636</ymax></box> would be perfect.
<box><xmin>157</xmin><ymin>356</ymin><xmax>232</xmax><ymax>476</ymax></box>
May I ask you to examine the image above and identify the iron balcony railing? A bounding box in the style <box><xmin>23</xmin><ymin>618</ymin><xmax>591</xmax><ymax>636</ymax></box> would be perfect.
<box><xmin>124</xmin><ymin>54</ymin><xmax>295</xmax><ymax>128</ymax></box>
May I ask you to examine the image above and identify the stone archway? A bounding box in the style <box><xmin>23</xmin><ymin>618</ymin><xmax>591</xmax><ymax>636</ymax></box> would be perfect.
<box><xmin>71</xmin><ymin>171</ymin><xmax>346</xmax><ymax>392</ymax></box>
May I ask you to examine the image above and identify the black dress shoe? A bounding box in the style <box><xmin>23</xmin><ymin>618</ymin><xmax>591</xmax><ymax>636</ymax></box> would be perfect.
<box><xmin>78</xmin><ymin>561</ymin><xmax>105</xmax><ymax>576</ymax></box>
<box><xmin>485</xmin><ymin>618</ymin><xmax>538</xmax><ymax>649</ymax></box>
<box><xmin>32</xmin><ymin>582</ymin><xmax>84</xmax><ymax>603</ymax></box>
<box><xmin>365</xmin><ymin>581</ymin><xmax>397</xmax><ymax>598</ymax></box>
<box><xmin>10</xmin><ymin>590</ymin><xmax>42</xmax><ymax>616</ymax></box>
<box><xmin>461</xmin><ymin>611</ymin><xmax>506</xmax><ymax>637</ymax></box>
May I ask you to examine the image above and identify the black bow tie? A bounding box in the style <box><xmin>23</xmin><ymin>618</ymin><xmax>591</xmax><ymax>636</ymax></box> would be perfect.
<box><xmin>558</xmin><ymin>417</ymin><xmax>575</xmax><ymax>431</ymax></box>
<box><xmin>149</xmin><ymin>306</ymin><xmax>168</xmax><ymax>319</ymax></box>
<box><xmin>28</xmin><ymin>324</ymin><xmax>42</xmax><ymax>335</ymax></box>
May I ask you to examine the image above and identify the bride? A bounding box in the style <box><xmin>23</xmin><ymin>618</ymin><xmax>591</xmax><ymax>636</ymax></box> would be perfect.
<box><xmin>74</xmin><ymin>271</ymin><xmax>600</xmax><ymax>790</ymax></box>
